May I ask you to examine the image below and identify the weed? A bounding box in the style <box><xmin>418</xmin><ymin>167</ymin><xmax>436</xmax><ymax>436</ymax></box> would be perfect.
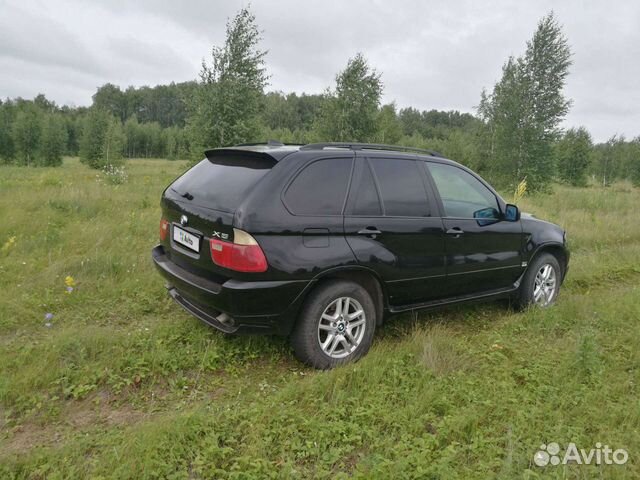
<box><xmin>1</xmin><ymin>158</ymin><xmax>639</xmax><ymax>478</ymax></box>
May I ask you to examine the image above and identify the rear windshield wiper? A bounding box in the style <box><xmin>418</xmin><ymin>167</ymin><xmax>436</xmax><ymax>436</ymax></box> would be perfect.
<box><xmin>169</xmin><ymin>187</ymin><xmax>194</xmax><ymax>201</ymax></box>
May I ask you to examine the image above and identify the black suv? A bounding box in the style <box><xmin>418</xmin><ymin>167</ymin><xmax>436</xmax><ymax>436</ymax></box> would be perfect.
<box><xmin>152</xmin><ymin>142</ymin><xmax>569</xmax><ymax>368</ymax></box>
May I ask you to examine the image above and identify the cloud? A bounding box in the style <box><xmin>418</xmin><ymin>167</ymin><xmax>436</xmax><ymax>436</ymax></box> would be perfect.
<box><xmin>0</xmin><ymin>57</ymin><xmax>97</xmax><ymax>106</ymax></box>
<box><xmin>1</xmin><ymin>0</ymin><xmax>638</xmax><ymax>141</ymax></box>
<box><xmin>107</xmin><ymin>36</ymin><xmax>196</xmax><ymax>84</ymax></box>
<box><xmin>0</xmin><ymin>2</ymin><xmax>105</xmax><ymax>77</ymax></box>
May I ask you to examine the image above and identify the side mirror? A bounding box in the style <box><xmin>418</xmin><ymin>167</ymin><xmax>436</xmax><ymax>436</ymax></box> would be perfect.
<box><xmin>473</xmin><ymin>207</ymin><xmax>500</xmax><ymax>226</ymax></box>
<box><xmin>504</xmin><ymin>204</ymin><xmax>520</xmax><ymax>222</ymax></box>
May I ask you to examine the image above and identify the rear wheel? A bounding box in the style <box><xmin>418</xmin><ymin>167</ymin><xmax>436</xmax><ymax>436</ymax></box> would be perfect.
<box><xmin>290</xmin><ymin>281</ymin><xmax>376</xmax><ymax>369</ymax></box>
<box><xmin>515</xmin><ymin>253</ymin><xmax>562</xmax><ymax>309</ymax></box>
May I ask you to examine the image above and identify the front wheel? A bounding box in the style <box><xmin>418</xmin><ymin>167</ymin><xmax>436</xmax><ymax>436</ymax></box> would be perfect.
<box><xmin>290</xmin><ymin>280</ymin><xmax>376</xmax><ymax>369</ymax></box>
<box><xmin>515</xmin><ymin>253</ymin><xmax>562</xmax><ymax>309</ymax></box>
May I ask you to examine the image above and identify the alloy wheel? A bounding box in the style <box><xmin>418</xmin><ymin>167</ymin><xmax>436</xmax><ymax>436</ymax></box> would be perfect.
<box><xmin>533</xmin><ymin>263</ymin><xmax>557</xmax><ymax>307</ymax></box>
<box><xmin>317</xmin><ymin>297</ymin><xmax>366</xmax><ymax>359</ymax></box>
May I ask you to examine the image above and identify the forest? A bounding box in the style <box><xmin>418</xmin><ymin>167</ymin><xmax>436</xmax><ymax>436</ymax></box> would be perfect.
<box><xmin>3</xmin><ymin>6</ymin><xmax>640</xmax><ymax>478</ymax></box>
<box><xmin>0</xmin><ymin>8</ymin><xmax>638</xmax><ymax>192</ymax></box>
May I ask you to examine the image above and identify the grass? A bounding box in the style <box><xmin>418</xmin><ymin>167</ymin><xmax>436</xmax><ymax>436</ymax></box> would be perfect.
<box><xmin>1</xmin><ymin>157</ymin><xmax>639</xmax><ymax>479</ymax></box>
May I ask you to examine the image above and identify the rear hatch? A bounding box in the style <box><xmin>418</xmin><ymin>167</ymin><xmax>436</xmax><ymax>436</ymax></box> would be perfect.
<box><xmin>161</xmin><ymin>150</ymin><xmax>276</xmax><ymax>280</ymax></box>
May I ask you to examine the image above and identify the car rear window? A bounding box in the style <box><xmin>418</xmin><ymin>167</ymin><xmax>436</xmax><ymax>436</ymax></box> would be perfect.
<box><xmin>284</xmin><ymin>158</ymin><xmax>353</xmax><ymax>215</ymax></box>
<box><xmin>169</xmin><ymin>153</ymin><xmax>274</xmax><ymax>212</ymax></box>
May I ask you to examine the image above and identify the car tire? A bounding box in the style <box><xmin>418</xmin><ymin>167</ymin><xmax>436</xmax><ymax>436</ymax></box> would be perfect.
<box><xmin>290</xmin><ymin>280</ymin><xmax>377</xmax><ymax>369</ymax></box>
<box><xmin>515</xmin><ymin>252</ymin><xmax>562</xmax><ymax>310</ymax></box>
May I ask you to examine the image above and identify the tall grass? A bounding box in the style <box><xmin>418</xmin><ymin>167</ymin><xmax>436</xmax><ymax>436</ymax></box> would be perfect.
<box><xmin>1</xmin><ymin>158</ymin><xmax>639</xmax><ymax>478</ymax></box>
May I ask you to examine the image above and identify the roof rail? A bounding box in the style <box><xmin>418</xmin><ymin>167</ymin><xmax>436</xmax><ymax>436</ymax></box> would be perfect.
<box><xmin>300</xmin><ymin>142</ymin><xmax>443</xmax><ymax>157</ymax></box>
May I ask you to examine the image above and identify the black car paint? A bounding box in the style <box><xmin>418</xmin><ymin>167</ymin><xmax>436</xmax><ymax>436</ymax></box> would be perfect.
<box><xmin>152</xmin><ymin>145</ymin><xmax>569</xmax><ymax>335</ymax></box>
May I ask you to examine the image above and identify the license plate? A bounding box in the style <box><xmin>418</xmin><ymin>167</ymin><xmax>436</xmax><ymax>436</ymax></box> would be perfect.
<box><xmin>173</xmin><ymin>225</ymin><xmax>200</xmax><ymax>253</ymax></box>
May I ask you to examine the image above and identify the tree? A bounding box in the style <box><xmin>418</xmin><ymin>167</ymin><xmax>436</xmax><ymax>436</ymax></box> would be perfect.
<box><xmin>187</xmin><ymin>7</ymin><xmax>268</xmax><ymax>158</ymax></box>
<box><xmin>0</xmin><ymin>100</ymin><xmax>16</xmax><ymax>163</ymax></box>
<box><xmin>629</xmin><ymin>137</ymin><xmax>640</xmax><ymax>187</ymax></box>
<box><xmin>93</xmin><ymin>83</ymin><xmax>126</xmax><ymax>122</ymax></box>
<box><xmin>316</xmin><ymin>53</ymin><xmax>383</xmax><ymax>142</ymax></box>
<box><xmin>262</xmin><ymin>92</ymin><xmax>297</xmax><ymax>131</ymax></box>
<box><xmin>102</xmin><ymin>116</ymin><xmax>125</xmax><ymax>166</ymax></box>
<box><xmin>591</xmin><ymin>135</ymin><xmax>623</xmax><ymax>187</ymax></box>
<box><xmin>40</xmin><ymin>114</ymin><xmax>68</xmax><ymax>167</ymax></box>
<box><xmin>80</xmin><ymin>108</ymin><xmax>108</xmax><ymax>167</ymax></box>
<box><xmin>123</xmin><ymin>116</ymin><xmax>166</xmax><ymax>158</ymax></box>
<box><xmin>398</xmin><ymin>107</ymin><xmax>424</xmax><ymax>137</ymax></box>
<box><xmin>165</xmin><ymin>126</ymin><xmax>190</xmax><ymax>160</ymax></box>
<box><xmin>440</xmin><ymin>129</ymin><xmax>483</xmax><ymax>172</ymax></box>
<box><xmin>142</xmin><ymin>122</ymin><xmax>165</xmax><ymax>157</ymax></box>
<box><xmin>478</xmin><ymin>12</ymin><xmax>572</xmax><ymax>190</ymax></box>
<box><xmin>260</xmin><ymin>92</ymin><xmax>326</xmax><ymax>140</ymax></box>
<box><xmin>11</xmin><ymin>103</ymin><xmax>42</xmax><ymax>166</ymax></box>
<box><xmin>555</xmin><ymin>127</ymin><xmax>592</xmax><ymax>186</ymax></box>
<box><xmin>294</xmin><ymin>93</ymin><xmax>326</xmax><ymax>129</ymax></box>
<box><xmin>61</xmin><ymin>109</ymin><xmax>85</xmax><ymax>157</ymax></box>
<box><xmin>374</xmin><ymin>103</ymin><xmax>402</xmax><ymax>144</ymax></box>
<box><xmin>33</xmin><ymin>94</ymin><xmax>56</xmax><ymax>113</ymax></box>
<box><xmin>124</xmin><ymin>115</ymin><xmax>142</xmax><ymax>158</ymax></box>
<box><xmin>80</xmin><ymin>108</ymin><xmax>124</xmax><ymax>168</ymax></box>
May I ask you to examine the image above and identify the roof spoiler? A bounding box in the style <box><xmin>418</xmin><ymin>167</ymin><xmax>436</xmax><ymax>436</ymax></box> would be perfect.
<box><xmin>204</xmin><ymin>148</ymin><xmax>278</xmax><ymax>167</ymax></box>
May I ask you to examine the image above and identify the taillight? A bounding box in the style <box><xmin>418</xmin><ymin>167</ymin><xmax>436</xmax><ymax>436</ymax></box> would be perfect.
<box><xmin>210</xmin><ymin>228</ymin><xmax>267</xmax><ymax>272</ymax></box>
<box><xmin>159</xmin><ymin>219</ymin><xmax>169</xmax><ymax>240</ymax></box>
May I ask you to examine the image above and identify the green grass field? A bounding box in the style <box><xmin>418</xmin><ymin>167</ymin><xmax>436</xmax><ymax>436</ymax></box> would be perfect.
<box><xmin>1</xmin><ymin>158</ymin><xmax>639</xmax><ymax>479</ymax></box>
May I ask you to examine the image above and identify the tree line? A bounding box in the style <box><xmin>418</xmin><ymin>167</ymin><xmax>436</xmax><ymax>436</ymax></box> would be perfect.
<box><xmin>0</xmin><ymin>84</ymin><xmax>195</xmax><ymax>167</ymax></box>
<box><xmin>0</xmin><ymin>85</ymin><xmax>482</xmax><ymax>170</ymax></box>
<box><xmin>0</xmin><ymin>8</ymin><xmax>638</xmax><ymax>191</ymax></box>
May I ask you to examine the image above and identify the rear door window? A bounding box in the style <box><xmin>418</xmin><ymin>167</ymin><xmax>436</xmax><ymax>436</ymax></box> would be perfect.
<box><xmin>284</xmin><ymin>158</ymin><xmax>353</xmax><ymax>215</ymax></box>
<box><xmin>369</xmin><ymin>157</ymin><xmax>431</xmax><ymax>217</ymax></box>
<box><xmin>169</xmin><ymin>153</ymin><xmax>274</xmax><ymax>212</ymax></box>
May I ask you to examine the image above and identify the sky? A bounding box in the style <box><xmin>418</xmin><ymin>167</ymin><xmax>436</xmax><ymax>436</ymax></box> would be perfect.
<box><xmin>1</xmin><ymin>0</ymin><xmax>639</xmax><ymax>142</ymax></box>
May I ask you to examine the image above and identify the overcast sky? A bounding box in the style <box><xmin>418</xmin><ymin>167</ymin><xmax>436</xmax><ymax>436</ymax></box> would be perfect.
<box><xmin>1</xmin><ymin>0</ymin><xmax>638</xmax><ymax>142</ymax></box>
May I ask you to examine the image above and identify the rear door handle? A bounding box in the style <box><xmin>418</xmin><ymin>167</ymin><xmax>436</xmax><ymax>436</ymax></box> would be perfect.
<box><xmin>446</xmin><ymin>227</ymin><xmax>464</xmax><ymax>237</ymax></box>
<box><xmin>357</xmin><ymin>226</ymin><xmax>382</xmax><ymax>236</ymax></box>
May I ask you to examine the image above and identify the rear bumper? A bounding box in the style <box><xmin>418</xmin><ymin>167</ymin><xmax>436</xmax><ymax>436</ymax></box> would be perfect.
<box><xmin>152</xmin><ymin>245</ymin><xmax>308</xmax><ymax>335</ymax></box>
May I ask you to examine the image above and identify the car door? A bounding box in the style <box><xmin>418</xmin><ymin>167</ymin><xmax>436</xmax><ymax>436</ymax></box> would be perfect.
<box><xmin>275</xmin><ymin>154</ymin><xmax>358</xmax><ymax>278</ymax></box>
<box><xmin>343</xmin><ymin>154</ymin><xmax>447</xmax><ymax>306</ymax></box>
<box><xmin>425</xmin><ymin>161</ymin><xmax>524</xmax><ymax>297</ymax></box>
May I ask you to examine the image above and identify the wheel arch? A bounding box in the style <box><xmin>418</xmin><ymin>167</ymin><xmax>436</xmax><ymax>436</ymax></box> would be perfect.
<box><xmin>303</xmin><ymin>267</ymin><xmax>388</xmax><ymax>326</ymax></box>
<box><xmin>529</xmin><ymin>243</ymin><xmax>569</xmax><ymax>281</ymax></box>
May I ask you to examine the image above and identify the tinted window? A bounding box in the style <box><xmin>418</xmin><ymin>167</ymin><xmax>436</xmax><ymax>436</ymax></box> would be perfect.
<box><xmin>349</xmin><ymin>160</ymin><xmax>382</xmax><ymax>215</ymax></box>
<box><xmin>428</xmin><ymin>163</ymin><xmax>499</xmax><ymax>218</ymax></box>
<box><xmin>369</xmin><ymin>158</ymin><xmax>430</xmax><ymax>217</ymax></box>
<box><xmin>285</xmin><ymin>158</ymin><xmax>353</xmax><ymax>215</ymax></box>
<box><xmin>170</xmin><ymin>154</ymin><xmax>274</xmax><ymax>212</ymax></box>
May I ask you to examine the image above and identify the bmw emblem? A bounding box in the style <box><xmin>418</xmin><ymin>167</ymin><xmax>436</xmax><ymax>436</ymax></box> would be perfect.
<box><xmin>180</xmin><ymin>215</ymin><xmax>188</xmax><ymax>226</ymax></box>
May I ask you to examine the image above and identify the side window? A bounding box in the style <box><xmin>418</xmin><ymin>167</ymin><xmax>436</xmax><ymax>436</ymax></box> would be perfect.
<box><xmin>369</xmin><ymin>158</ymin><xmax>430</xmax><ymax>217</ymax></box>
<box><xmin>427</xmin><ymin>162</ymin><xmax>500</xmax><ymax>219</ymax></box>
<box><xmin>349</xmin><ymin>160</ymin><xmax>382</xmax><ymax>216</ymax></box>
<box><xmin>284</xmin><ymin>158</ymin><xmax>352</xmax><ymax>215</ymax></box>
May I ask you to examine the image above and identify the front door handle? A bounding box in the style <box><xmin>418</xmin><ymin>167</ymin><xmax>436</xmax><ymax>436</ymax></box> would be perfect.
<box><xmin>446</xmin><ymin>227</ymin><xmax>464</xmax><ymax>237</ymax></box>
<box><xmin>357</xmin><ymin>226</ymin><xmax>382</xmax><ymax>236</ymax></box>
